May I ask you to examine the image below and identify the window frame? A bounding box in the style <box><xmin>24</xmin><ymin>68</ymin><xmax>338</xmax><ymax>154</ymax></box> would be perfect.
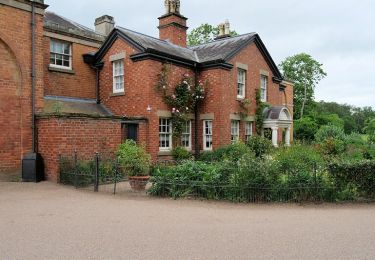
<box><xmin>237</xmin><ymin>69</ymin><xmax>246</xmax><ymax>99</ymax></box>
<box><xmin>159</xmin><ymin>118</ymin><xmax>172</xmax><ymax>151</ymax></box>
<box><xmin>203</xmin><ymin>120</ymin><xmax>213</xmax><ymax>151</ymax></box>
<box><xmin>181</xmin><ymin>120</ymin><xmax>192</xmax><ymax>151</ymax></box>
<box><xmin>112</xmin><ymin>59</ymin><xmax>125</xmax><ymax>94</ymax></box>
<box><xmin>245</xmin><ymin>122</ymin><xmax>253</xmax><ymax>142</ymax></box>
<box><xmin>231</xmin><ymin>120</ymin><xmax>240</xmax><ymax>144</ymax></box>
<box><xmin>49</xmin><ymin>39</ymin><xmax>72</xmax><ymax>70</ymax></box>
<box><xmin>260</xmin><ymin>75</ymin><xmax>268</xmax><ymax>102</ymax></box>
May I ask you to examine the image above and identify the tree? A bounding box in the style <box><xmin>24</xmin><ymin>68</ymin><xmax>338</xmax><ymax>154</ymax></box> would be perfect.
<box><xmin>279</xmin><ymin>53</ymin><xmax>327</xmax><ymax>119</ymax></box>
<box><xmin>187</xmin><ymin>23</ymin><xmax>238</xmax><ymax>46</ymax></box>
<box><xmin>365</xmin><ymin>118</ymin><xmax>375</xmax><ymax>144</ymax></box>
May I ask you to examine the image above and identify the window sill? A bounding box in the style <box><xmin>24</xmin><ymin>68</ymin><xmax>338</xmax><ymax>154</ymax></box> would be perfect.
<box><xmin>110</xmin><ymin>92</ymin><xmax>125</xmax><ymax>97</ymax></box>
<box><xmin>48</xmin><ymin>66</ymin><xmax>75</xmax><ymax>74</ymax></box>
<box><xmin>158</xmin><ymin>150</ymin><xmax>172</xmax><ymax>156</ymax></box>
<box><xmin>236</xmin><ymin>98</ymin><xmax>246</xmax><ymax>101</ymax></box>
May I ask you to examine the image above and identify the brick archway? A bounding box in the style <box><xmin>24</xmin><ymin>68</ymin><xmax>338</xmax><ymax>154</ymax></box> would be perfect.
<box><xmin>0</xmin><ymin>37</ymin><xmax>23</xmax><ymax>173</ymax></box>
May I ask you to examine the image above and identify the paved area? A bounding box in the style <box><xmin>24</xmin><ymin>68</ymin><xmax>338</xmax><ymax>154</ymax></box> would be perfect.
<box><xmin>1</xmin><ymin>182</ymin><xmax>375</xmax><ymax>260</ymax></box>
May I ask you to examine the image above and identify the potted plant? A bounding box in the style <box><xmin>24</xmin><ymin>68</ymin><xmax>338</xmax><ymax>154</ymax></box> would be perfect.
<box><xmin>116</xmin><ymin>140</ymin><xmax>152</xmax><ymax>191</ymax></box>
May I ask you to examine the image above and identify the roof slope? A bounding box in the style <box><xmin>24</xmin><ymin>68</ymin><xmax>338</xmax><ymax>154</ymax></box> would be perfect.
<box><xmin>93</xmin><ymin>26</ymin><xmax>282</xmax><ymax>79</ymax></box>
<box><xmin>42</xmin><ymin>96</ymin><xmax>113</xmax><ymax>117</ymax></box>
<box><xmin>189</xmin><ymin>33</ymin><xmax>256</xmax><ymax>63</ymax></box>
<box><xmin>44</xmin><ymin>12</ymin><xmax>105</xmax><ymax>42</ymax></box>
<box><xmin>117</xmin><ymin>27</ymin><xmax>197</xmax><ymax>61</ymax></box>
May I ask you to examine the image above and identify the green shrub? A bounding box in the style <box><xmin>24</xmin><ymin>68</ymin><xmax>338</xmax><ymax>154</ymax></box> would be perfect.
<box><xmin>227</xmin><ymin>157</ymin><xmax>275</xmax><ymax>202</ymax></box>
<box><xmin>172</xmin><ymin>146</ymin><xmax>193</xmax><ymax>162</ymax></box>
<box><xmin>60</xmin><ymin>160</ymin><xmax>94</xmax><ymax>187</ymax></box>
<box><xmin>294</xmin><ymin>117</ymin><xmax>319</xmax><ymax>141</ymax></box>
<box><xmin>273</xmin><ymin>145</ymin><xmax>324</xmax><ymax>174</ymax></box>
<box><xmin>199</xmin><ymin>142</ymin><xmax>254</xmax><ymax>162</ymax></box>
<box><xmin>149</xmin><ymin>161</ymin><xmax>227</xmax><ymax>199</ymax></box>
<box><xmin>272</xmin><ymin>145</ymin><xmax>333</xmax><ymax>201</ymax></box>
<box><xmin>315</xmin><ymin>125</ymin><xmax>347</xmax><ymax>155</ymax></box>
<box><xmin>116</xmin><ymin>140</ymin><xmax>151</xmax><ymax>176</ymax></box>
<box><xmin>246</xmin><ymin>136</ymin><xmax>273</xmax><ymax>158</ymax></box>
<box><xmin>315</xmin><ymin>124</ymin><xmax>346</xmax><ymax>143</ymax></box>
<box><xmin>328</xmin><ymin>160</ymin><xmax>375</xmax><ymax>198</ymax></box>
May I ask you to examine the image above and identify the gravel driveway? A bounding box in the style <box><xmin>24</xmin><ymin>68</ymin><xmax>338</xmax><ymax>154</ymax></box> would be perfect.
<box><xmin>1</xmin><ymin>182</ymin><xmax>375</xmax><ymax>260</ymax></box>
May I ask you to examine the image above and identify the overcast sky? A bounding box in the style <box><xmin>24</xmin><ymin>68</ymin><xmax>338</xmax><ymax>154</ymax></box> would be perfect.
<box><xmin>45</xmin><ymin>0</ymin><xmax>375</xmax><ymax>108</ymax></box>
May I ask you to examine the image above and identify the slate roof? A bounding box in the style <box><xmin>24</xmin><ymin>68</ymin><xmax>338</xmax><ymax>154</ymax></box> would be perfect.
<box><xmin>44</xmin><ymin>12</ymin><xmax>105</xmax><ymax>42</ymax></box>
<box><xmin>115</xmin><ymin>27</ymin><xmax>257</xmax><ymax>64</ymax></box>
<box><xmin>189</xmin><ymin>33</ymin><xmax>257</xmax><ymax>63</ymax></box>
<box><xmin>117</xmin><ymin>27</ymin><xmax>197</xmax><ymax>61</ymax></box>
<box><xmin>96</xmin><ymin>26</ymin><xmax>282</xmax><ymax>78</ymax></box>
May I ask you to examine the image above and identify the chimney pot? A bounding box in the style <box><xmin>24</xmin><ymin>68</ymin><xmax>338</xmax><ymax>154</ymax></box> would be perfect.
<box><xmin>225</xmin><ymin>19</ymin><xmax>230</xmax><ymax>35</ymax></box>
<box><xmin>95</xmin><ymin>15</ymin><xmax>115</xmax><ymax>36</ymax></box>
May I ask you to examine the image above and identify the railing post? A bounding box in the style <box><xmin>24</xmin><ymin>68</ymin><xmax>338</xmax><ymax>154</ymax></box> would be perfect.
<box><xmin>94</xmin><ymin>152</ymin><xmax>99</xmax><ymax>192</ymax></box>
<box><xmin>314</xmin><ymin>162</ymin><xmax>318</xmax><ymax>201</ymax></box>
<box><xmin>113</xmin><ymin>157</ymin><xmax>119</xmax><ymax>195</ymax></box>
<box><xmin>74</xmin><ymin>150</ymin><xmax>78</xmax><ymax>188</ymax></box>
<box><xmin>58</xmin><ymin>153</ymin><xmax>62</xmax><ymax>183</ymax></box>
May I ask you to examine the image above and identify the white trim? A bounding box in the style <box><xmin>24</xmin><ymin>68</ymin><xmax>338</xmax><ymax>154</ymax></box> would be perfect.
<box><xmin>112</xmin><ymin>59</ymin><xmax>124</xmax><ymax>94</ymax></box>
<box><xmin>260</xmin><ymin>75</ymin><xmax>268</xmax><ymax>102</ymax></box>
<box><xmin>237</xmin><ymin>68</ymin><xmax>246</xmax><ymax>99</ymax></box>
<box><xmin>203</xmin><ymin>120</ymin><xmax>213</xmax><ymax>151</ymax></box>
<box><xmin>245</xmin><ymin>122</ymin><xmax>253</xmax><ymax>142</ymax></box>
<box><xmin>231</xmin><ymin>120</ymin><xmax>240</xmax><ymax>144</ymax></box>
<box><xmin>181</xmin><ymin>120</ymin><xmax>192</xmax><ymax>151</ymax></box>
<box><xmin>159</xmin><ymin>118</ymin><xmax>172</xmax><ymax>151</ymax></box>
<box><xmin>49</xmin><ymin>39</ymin><xmax>72</xmax><ymax>70</ymax></box>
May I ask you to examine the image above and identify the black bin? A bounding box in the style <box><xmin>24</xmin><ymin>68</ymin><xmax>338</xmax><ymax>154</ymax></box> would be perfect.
<box><xmin>22</xmin><ymin>153</ymin><xmax>44</xmax><ymax>182</ymax></box>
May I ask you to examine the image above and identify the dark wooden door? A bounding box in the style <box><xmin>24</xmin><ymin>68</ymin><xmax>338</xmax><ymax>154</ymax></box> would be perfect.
<box><xmin>126</xmin><ymin>124</ymin><xmax>138</xmax><ymax>142</ymax></box>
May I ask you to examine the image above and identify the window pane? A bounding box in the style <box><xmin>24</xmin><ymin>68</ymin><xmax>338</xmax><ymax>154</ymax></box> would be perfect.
<box><xmin>63</xmin><ymin>44</ymin><xmax>70</xmax><ymax>54</ymax></box>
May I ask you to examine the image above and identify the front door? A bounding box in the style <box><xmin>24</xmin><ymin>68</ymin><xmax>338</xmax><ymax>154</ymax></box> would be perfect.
<box><xmin>126</xmin><ymin>124</ymin><xmax>138</xmax><ymax>142</ymax></box>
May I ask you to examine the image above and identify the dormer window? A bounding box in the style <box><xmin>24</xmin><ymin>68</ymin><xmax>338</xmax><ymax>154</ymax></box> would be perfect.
<box><xmin>50</xmin><ymin>39</ymin><xmax>72</xmax><ymax>69</ymax></box>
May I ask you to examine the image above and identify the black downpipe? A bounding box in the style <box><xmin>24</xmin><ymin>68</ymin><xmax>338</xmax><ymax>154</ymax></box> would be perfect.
<box><xmin>31</xmin><ymin>1</ymin><xmax>36</xmax><ymax>152</ymax></box>
<box><xmin>92</xmin><ymin>62</ymin><xmax>103</xmax><ymax>104</ymax></box>
<box><xmin>194</xmin><ymin>64</ymin><xmax>200</xmax><ymax>160</ymax></box>
<box><xmin>95</xmin><ymin>67</ymin><xmax>100</xmax><ymax>104</ymax></box>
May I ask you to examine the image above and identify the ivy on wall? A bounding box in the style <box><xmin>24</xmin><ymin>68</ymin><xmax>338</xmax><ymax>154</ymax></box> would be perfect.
<box><xmin>255</xmin><ymin>89</ymin><xmax>268</xmax><ymax>135</ymax></box>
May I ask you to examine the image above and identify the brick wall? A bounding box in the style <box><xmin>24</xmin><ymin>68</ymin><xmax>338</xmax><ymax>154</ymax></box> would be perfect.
<box><xmin>0</xmin><ymin>2</ymin><xmax>45</xmax><ymax>173</ymax></box>
<box><xmin>99</xmin><ymin>38</ymin><xmax>194</xmax><ymax>160</ymax></box>
<box><xmin>37</xmin><ymin>117</ymin><xmax>122</xmax><ymax>182</ymax></box>
<box><xmin>43</xmin><ymin>37</ymin><xmax>98</xmax><ymax>99</ymax></box>
<box><xmin>196</xmin><ymin>42</ymin><xmax>294</xmax><ymax>148</ymax></box>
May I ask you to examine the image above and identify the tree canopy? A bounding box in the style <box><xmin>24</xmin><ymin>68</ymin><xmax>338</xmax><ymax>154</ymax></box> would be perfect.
<box><xmin>187</xmin><ymin>23</ymin><xmax>238</xmax><ymax>46</ymax></box>
<box><xmin>279</xmin><ymin>53</ymin><xmax>327</xmax><ymax>119</ymax></box>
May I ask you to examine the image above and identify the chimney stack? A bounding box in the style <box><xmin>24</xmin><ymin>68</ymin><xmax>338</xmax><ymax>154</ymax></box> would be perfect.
<box><xmin>159</xmin><ymin>0</ymin><xmax>188</xmax><ymax>47</ymax></box>
<box><xmin>215</xmin><ymin>20</ymin><xmax>231</xmax><ymax>40</ymax></box>
<box><xmin>95</xmin><ymin>15</ymin><xmax>115</xmax><ymax>36</ymax></box>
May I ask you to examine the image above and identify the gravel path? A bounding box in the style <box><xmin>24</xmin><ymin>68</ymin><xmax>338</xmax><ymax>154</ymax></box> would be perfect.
<box><xmin>1</xmin><ymin>182</ymin><xmax>375</xmax><ymax>260</ymax></box>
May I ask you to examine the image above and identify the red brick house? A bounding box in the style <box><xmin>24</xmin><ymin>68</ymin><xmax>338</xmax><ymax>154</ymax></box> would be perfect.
<box><xmin>0</xmin><ymin>0</ymin><xmax>293</xmax><ymax>181</ymax></box>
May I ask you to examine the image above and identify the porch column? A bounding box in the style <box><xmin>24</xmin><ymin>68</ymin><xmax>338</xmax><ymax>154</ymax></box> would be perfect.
<box><xmin>271</xmin><ymin>127</ymin><xmax>279</xmax><ymax>147</ymax></box>
<box><xmin>285</xmin><ymin>126</ymin><xmax>291</xmax><ymax>147</ymax></box>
